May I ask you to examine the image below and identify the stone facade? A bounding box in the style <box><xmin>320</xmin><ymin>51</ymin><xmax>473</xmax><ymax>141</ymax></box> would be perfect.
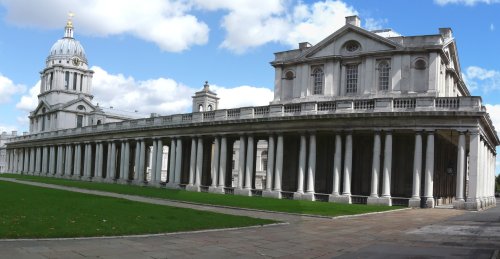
<box><xmin>0</xmin><ymin>131</ymin><xmax>18</xmax><ymax>173</ymax></box>
<box><xmin>5</xmin><ymin>16</ymin><xmax>499</xmax><ymax>211</ymax></box>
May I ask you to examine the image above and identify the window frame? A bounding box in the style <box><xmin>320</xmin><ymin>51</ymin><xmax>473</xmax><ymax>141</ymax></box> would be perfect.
<box><xmin>377</xmin><ymin>60</ymin><xmax>391</xmax><ymax>91</ymax></box>
<box><xmin>311</xmin><ymin>66</ymin><xmax>324</xmax><ymax>95</ymax></box>
<box><xmin>345</xmin><ymin>64</ymin><xmax>359</xmax><ymax>94</ymax></box>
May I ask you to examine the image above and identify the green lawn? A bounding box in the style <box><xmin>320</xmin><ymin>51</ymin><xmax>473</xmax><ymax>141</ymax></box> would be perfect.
<box><xmin>0</xmin><ymin>180</ymin><xmax>274</xmax><ymax>238</ymax></box>
<box><xmin>1</xmin><ymin>174</ymin><xmax>400</xmax><ymax>217</ymax></box>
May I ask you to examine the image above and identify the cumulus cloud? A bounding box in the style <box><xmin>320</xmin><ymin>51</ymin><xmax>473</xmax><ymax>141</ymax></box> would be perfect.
<box><xmin>364</xmin><ymin>18</ymin><xmax>388</xmax><ymax>31</ymax></box>
<box><xmin>91</xmin><ymin>66</ymin><xmax>273</xmax><ymax>115</ymax></box>
<box><xmin>0</xmin><ymin>74</ymin><xmax>26</xmax><ymax>104</ymax></box>
<box><xmin>0</xmin><ymin>124</ymin><xmax>18</xmax><ymax>133</ymax></box>
<box><xmin>0</xmin><ymin>0</ymin><xmax>209</xmax><ymax>52</ymax></box>
<box><xmin>15</xmin><ymin>81</ymin><xmax>40</xmax><ymax>112</ymax></box>
<box><xmin>463</xmin><ymin>66</ymin><xmax>500</xmax><ymax>93</ymax></box>
<box><xmin>434</xmin><ymin>0</ymin><xmax>500</xmax><ymax>5</ymax></box>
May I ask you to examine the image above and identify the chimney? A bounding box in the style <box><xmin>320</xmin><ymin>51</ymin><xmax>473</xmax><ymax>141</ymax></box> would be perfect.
<box><xmin>299</xmin><ymin>42</ymin><xmax>312</xmax><ymax>50</ymax></box>
<box><xmin>439</xmin><ymin>28</ymin><xmax>453</xmax><ymax>40</ymax></box>
<box><xmin>346</xmin><ymin>15</ymin><xmax>361</xmax><ymax>27</ymax></box>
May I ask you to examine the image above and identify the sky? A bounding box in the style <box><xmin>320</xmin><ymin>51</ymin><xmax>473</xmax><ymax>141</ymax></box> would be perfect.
<box><xmin>0</xmin><ymin>0</ymin><xmax>500</xmax><ymax>174</ymax></box>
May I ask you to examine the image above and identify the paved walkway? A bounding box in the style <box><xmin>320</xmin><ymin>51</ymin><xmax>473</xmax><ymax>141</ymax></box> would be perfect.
<box><xmin>0</xmin><ymin>178</ymin><xmax>498</xmax><ymax>259</ymax></box>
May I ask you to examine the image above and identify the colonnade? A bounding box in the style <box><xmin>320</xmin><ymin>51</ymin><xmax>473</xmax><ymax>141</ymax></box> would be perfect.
<box><xmin>4</xmin><ymin>129</ymin><xmax>497</xmax><ymax>210</ymax></box>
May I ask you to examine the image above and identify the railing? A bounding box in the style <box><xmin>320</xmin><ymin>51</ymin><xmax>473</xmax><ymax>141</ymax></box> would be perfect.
<box><xmin>351</xmin><ymin>195</ymin><xmax>368</xmax><ymax>204</ymax></box>
<box><xmin>7</xmin><ymin>96</ymin><xmax>483</xmax><ymax>143</ymax></box>
<box><xmin>354</xmin><ymin>100</ymin><xmax>374</xmax><ymax>110</ymax></box>
<box><xmin>318</xmin><ymin>101</ymin><xmax>336</xmax><ymax>111</ymax></box>
<box><xmin>251</xmin><ymin>189</ymin><xmax>263</xmax><ymax>197</ymax></box>
<box><xmin>391</xmin><ymin>197</ymin><xmax>410</xmax><ymax>207</ymax></box>
<box><xmin>393</xmin><ymin>98</ymin><xmax>416</xmax><ymax>109</ymax></box>
<box><xmin>284</xmin><ymin>104</ymin><xmax>301</xmax><ymax>114</ymax></box>
<box><xmin>435</xmin><ymin>97</ymin><xmax>459</xmax><ymax>109</ymax></box>
<box><xmin>227</xmin><ymin>109</ymin><xmax>241</xmax><ymax>118</ymax></box>
<box><xmin>314</xmin><ymin>193</ymin><xmax>329</xmax><ymax>202</ymax></box>
<box><xmin>281</xmin><ymin>191</ymin><xmax>295</xmax><ymax>200</ymax></box>
<box><xmin>254</xmin><ymin>106</ymin><xmax>270</xmax><ymax>116</ymax></box>
<box><xmin>203</xmin><ymin>111</ymin><xmax>215</xmax><ymax>120</ymax></box>
<box><xmin>224</xmin><ymin>187</ymin><xmax>235</xmax><ymax>195</ymax></box>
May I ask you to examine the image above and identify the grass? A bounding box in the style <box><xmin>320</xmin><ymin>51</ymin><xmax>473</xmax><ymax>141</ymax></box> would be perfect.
<box><xmin>0</xmin><ymin>180</ymin><xmax>274</xmax><ymax>238</ymax></box>
<box><xmin>1</xmin><ymin>173</ymin><xmax>401</xmax><ymax>217</ymax></box>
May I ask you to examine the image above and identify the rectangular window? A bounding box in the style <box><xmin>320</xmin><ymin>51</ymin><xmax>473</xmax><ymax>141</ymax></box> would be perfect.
<box><xmin>378</xmin><ymin>61</ymin><xmax>390</xmax><ymax>91</ymax></box>
<box><xmin>65</xmin><ymin>71</ymin><xmax>70</xmax><ymax>89</ymax></box>
<box><xmin>73</xmin><ymin>72</ymin><xmax>77</xmax><ymax>91</ymax></box>
<box><xmin>49</xmin><ymin>72</ymin><xmax>54</xmax><ymax>90</ymax></box>
<box><xmin>80</xmin><ymin>74</ymin><xmax>83</xmax><ymax>91</ymax></box>
<box><xmin>77</xmin><ymin>115</ymin><xmax>83</xmax><ymax>128</ymax></box>
<box><xmin>262</xmin><ymin>159</ymin><xmax>268</xmax><ymax>171</ymax></box>
<box><xmin>346</xmin><ymin>64</ymin><xmax>358</xmax><ymax>94</ymax></box>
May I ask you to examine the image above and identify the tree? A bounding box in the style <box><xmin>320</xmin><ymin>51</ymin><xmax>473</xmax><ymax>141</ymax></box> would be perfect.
<box><xmin>496</xmin><ymin>174</ymin><xmax>500</xmax><ymax>194</ymax></box>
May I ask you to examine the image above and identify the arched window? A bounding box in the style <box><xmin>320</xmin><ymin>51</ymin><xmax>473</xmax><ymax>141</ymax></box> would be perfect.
<box><xmin>198</xmin><ymin>104</ymin><xmax>204</xmax><ymax>112</ymax></box>
<box><xmin>378</xmin><ymin>61</ymin><xmax>390</xmax><ymax>91</ymax></box>
<box><xmin>312</xmin><ymin>67</ymin><xmax>324</xmax><ymax>95</ymax></box>
<box><xmin>414</xmin><ymin>59</ymin><xmax>427</xmax><ymax>70</ymax></box>
<box><xmin>285</xmin><ymin>71</ymin><xmax>294</xmax><ymax>80</ymax></box>
<box><xmin>207</xmin><ymin>104</ymin><xmax>213</xmax><ymax>111</ymax></box>
<box><xmin>96</xmin><ymin>120</ymin><xmax>102</xmax><ymax>125</ymax></box>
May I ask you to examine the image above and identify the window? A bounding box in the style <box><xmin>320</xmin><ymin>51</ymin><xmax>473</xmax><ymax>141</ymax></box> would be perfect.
<box><xmin>262</xmin><ymin>158</ymin><xmax>268</xmax><ymax>171</ymax></box>
<box><xmin>80</xmin><ymin>74</ymin><xmax>83</xmax><ymax>91</ymax></box>
<box><xmin>414</xmin><ymin>59</ymin><xmax>427</xmax><ymax>70</ymax></box>
<box><xmin>49</xmin><ymin>72</ymin><xmax>54</xmax><ymax>90</ymax></box>
<box><xmin>312</xmin><ymin>67</ymin><xmax>324</xmax><ymax>95</ymax></box>
<box><xmin>378</xmin><ymin>61</ymin><xmax>390</xmax><ymax>91</ymax></box>
<box><xmin>345</xmin><ymin>40</ymin><xmax>360</xmax><ymax>52</ymax></box>
<box><xmin>346</xmin><ymin>64</ymin><xmax>358</xmax><ymax>94</ymax></box>
<box><xmin>207</xmin><ymin>104</ymin><xmax>213</xmax><ymax>111</ymax></box>
<box><xmin>65</xmin><ymin>71</ymin><xmax>70</xmax><ymax>89</ymax></box>
<box><xmin>285</xmin><ymin>71</ymin><xmax>294</xmax><ymax>80</ymax></box>
<box><xmin>77</xmin><ymin>105</ymin><xmax>85</xmax><ymax>111</ymax></box>
<box><xmin>198</xmin><ymin>104</ymin><xmax>204</xmax><ymax>112</ymax></box>
<box><xmin>232</xmin><ymin>160</ymin><xmax>235</xmax><ymax>170</ymax></box>
<box><xmin>77</xmin><ymin>115</ymin><xmax>83</xmax><ymax>128</ymax></box>
<box><xmin>73</xmin><ymin>72</ymin><xmax>77</xmax><ymax>90</ymax></box>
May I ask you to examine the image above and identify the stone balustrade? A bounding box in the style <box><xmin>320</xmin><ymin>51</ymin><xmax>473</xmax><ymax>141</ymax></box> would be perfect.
<box><xmin>9</xmin><ymin>96</ymin><xmax>483</xmax><ymax>143</ymax></box>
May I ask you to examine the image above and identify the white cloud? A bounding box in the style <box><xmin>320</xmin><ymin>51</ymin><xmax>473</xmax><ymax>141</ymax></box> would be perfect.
<box><xmin>434</xmin><ymin>0</ymin><xmax>500</xmax><ymax>5</ymax></box>
<box><xmin>198</xmin><ymin>0</ymin><xmax>358</xmax><ymax>53</ymax></box>
<box><xmin>0</xmin><ymin>124</ymin><xmax>18</xmax><ymax>133</ymax></box>
<box><xmin>464</xmin><ymin>66</ymin><xmax>500</xmax><ymax>92</ymax></box>
<box><xmin>0</xmin><ymin>0</ymin><xmax>209</xmax><ymax>52</ymax></box>
<box><xmin>485</xmin><ymin>104</ymin><xmax>500</xmax><ymax>131</ymax></box>
<box><xmin>15</xmin><ymin>81</ymin><xmax>40</xmax><ymax>112</ymax></box>
<box><xmin>364</xmin><ymin>18</ymin><xmax>388</xmax><ymax>31</ymax></box>
<box><xmin>0</xmin><ymin>74</ymin><xmax>25</xmax><ymax>104</ymax></box>
<box><xmin>91</xmin><ymin>66</ymin><xmax>273</xmax><ymax>115</ymax></box>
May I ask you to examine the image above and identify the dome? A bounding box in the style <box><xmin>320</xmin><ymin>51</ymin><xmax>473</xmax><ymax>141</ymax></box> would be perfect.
<box><xmin>46</xmin><ymin>17</ymin><xmax>88</xmax><ymax>65</ymax></box>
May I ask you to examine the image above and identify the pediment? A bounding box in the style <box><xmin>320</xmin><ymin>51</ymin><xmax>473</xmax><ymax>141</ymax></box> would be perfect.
<box><xmin>33</xmin><ymin>101</ymin><xmax>51</xmax><ymax>115</ymax></box>
<box><xmin>61</xmin><ymin>98</ymin><xmax>96</xmax><ymax>113</ymax></box>
<box><xmin>301</xmin><ymin>24</ymin><xmax>401</xmax><ymax>59</ymax></box>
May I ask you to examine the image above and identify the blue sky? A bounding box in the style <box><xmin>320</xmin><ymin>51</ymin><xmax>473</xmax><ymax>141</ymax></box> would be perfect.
<box><xmin>1</xmin><ymin>0</ymin><xmax>500</xmax><ymax>173</ymax></box>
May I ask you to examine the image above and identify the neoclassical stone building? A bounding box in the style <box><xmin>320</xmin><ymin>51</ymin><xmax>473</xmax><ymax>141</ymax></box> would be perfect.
<box><xmin>5</xmin><ymin>16</ymin><xmax>498</xmax><ymax>210</ymax></box>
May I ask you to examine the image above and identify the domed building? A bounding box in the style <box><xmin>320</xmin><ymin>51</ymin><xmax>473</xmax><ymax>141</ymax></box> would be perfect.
<box><xmin>29</xmin><ymin>16</ymin><xmax>135</xmax><ymax>133</ymax></box>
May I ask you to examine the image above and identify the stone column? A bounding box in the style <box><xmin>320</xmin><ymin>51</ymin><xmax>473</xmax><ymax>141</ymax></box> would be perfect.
<box><xmin>244</xmin><ymin>135</ymin><xmax>254</xmax><ymax>191</ymax></box>
<box><xmin>409</xmin><ymin>131</ymin><xmax>422</xmax><ymax>208</ymax></box>
<box><xmin>150</xmin><ymin>139</ymin><xmax>158</xmax><ymax>183</ymax></box>
<box><xmin>133</xmin><ymin>140</ymin><xmax>140</xmax><ymax>181</ymax></box>
<box><xmin>138</xmin><ymin>139</ymin><xmax>145</xmax><ymax>182</ymax></box>
<box><xmin>74</xmin><ymin>144</ymin><xmax>82</xmax><ymax>178</ymax></box>
<box><xmin>56</xmin><ymin>145</ymin><xmax>63</xmax><ymax>177</ymax></box>
<box><xmin>237</xmin><ymin>135</ymin><xmax>246</xmax><ymax>189</ymax></box>
<box><xmin>167</xmin><ymin>138</ymin><xmax>176</xmax><ymax>185</ymax></box>
<box><xmin>35</xmin><ymin>147</ymin><xmax>42</xmax><ymax>174</ymax></box>
<box><xmin>119</xmin><ymin>141</ymin><xmax>126</xmax><ymax>181</ymax></box>
<box><xmin>188</xmin><ymin>138</ymin><xmax>197</xmax><ymax>186</ymax></box>
<box><xmin>330</xmin><ymin>134</ymin><xmax>342</xmax><ymax>198</ymax></box>
<box><xmin>23</xmin><ymin>148</ymin><xmax>29</xmax><ymax>174</ymax></box>
<box><xmin>465</xmin><ymin>130</ymin><xmax>481</xmax><ymax>210</ymax></box>
<box><xmin>453</xmin><ymin>131</ymin><xmax>466</xmax><ymax>209</ymax></box>
<box><xmin>123</xmin><ymin>141</ymin><xmax>130</xmax><ymax>182</ymax></box>
<box><xmin>155</xmin><ymin>138</ymin><xmax>163</xmax><ymax>184</ymax></box>
<box><xmin>107</xmin><ymin>142</ymin><xmax>113</xmax><ymax>179</ymax></box>
<box><xmin>340</xmin><ymin>133</ymin><xmax>353</xmax><ymax>203</ymax></box>
<box><xmin>273</xmin><ymin>134</ymin><xmax>284</xmax><ymax>198</ymax></box>
<box><xmin>424</xmin><ymin>131</ymin><xmax>435</xmax><ymax>208</ymax></box>
<box><xmin>29</xmin><ymin>148</ymin><xmax>35</xmax><ymax>174</ymax></box>
<box><xmin>218</xmin><ymin>136</ymin><xmax>227</xmax><ymax>190</ymax></box>
<box><xmin>49</xmin><ymin>145</ymin><xmax>56</xmax><ymax>175</ymax></box>
<box><xmin>94</xmin><ymin>142</ymin><xmax>102</xmax><ymax>180</ymax></box>
<box><xmin>64</xmin><ymin>145</ymin><xmax>73</xmax><ymax>177</ymax></box>
<box><xmin>209</xmin><ymin>137</ymin><xmax>220</xmax><ymax>193</ymax></box>
<box><xmin>42</xmin><ymin>146</ymin><xmax>49</xmax><ymax>174</ymax></box>
<box><xmin>380</xmin><ymin>131</ymin><xmax>393</xmax><ymax>206</ymax></box>
<box><xmin>108</xmin><ymin>141</ymin><xmax>117</xmax><ymax>181</ymax></box>
<box><xmin>303</xmin><ymin>132</ymin><xmax>317</xmax><ymax>201</ymax></box>
<box><xmin>296</xmin><ymin>134</ymin><xmax>307</xmax><ymax>196</ymax></box>
<box><xmin>194</xmin><ymin>137</ymin><xmax>204</xmax><ymax>189</ymax></box>
<box><xmin>264</xmin><ymin>135</ymin><xmax>275</xmax><ymax>193</ymax></box>
<box><xmin>368</xmin><ymin>131</ymin><xmax>381</xmax><ymax>204</ymax></box>
<box><xmin>174</xmin><ymin>138</ymin><xmax>183</xmax><ymax>185</ymax></box>
<box><xmin>82</xmin><ymin>143</ymin><xmax>90</xmax><ymax>179</ymax></box>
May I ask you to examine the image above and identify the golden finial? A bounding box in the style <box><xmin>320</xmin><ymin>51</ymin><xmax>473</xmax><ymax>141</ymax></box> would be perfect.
<box><xmin>66</xmin><ymin>11</ymin><xmax>75</xmax><ymax>28</ymax></box>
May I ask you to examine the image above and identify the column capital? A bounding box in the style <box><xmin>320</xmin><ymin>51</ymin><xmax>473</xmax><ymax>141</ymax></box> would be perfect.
<box><xmin>468</xmin><ymin>129</ymin><xmax>480</xmax><ymax>135</ymax></box>
<box><xmin>414</xmin><ymin>130</ymin><xmax>423</xmax><ymax>135</ymax></box>
<box><xmin>426</xmin><ymin>130</ymin><xmax>435</xmax><ymax>134</ymax></box>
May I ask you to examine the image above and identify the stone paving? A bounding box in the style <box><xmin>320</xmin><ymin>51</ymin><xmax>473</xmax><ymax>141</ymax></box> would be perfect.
<box><xmin>0</xmin><ymin>178</ymin><xmax>499</xmax><ymax>258</ymax></box>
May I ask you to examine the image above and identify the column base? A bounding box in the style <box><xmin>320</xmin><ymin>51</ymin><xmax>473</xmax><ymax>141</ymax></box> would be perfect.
<box><xmin>293</xmin><ymin>192</ymin><xmax>303</xmax><ymax>200</ymax></box>
<box><xmin>367</xmin><ymin>196</ymin><xmax>379</xmax><ymax>205</ymax></box>
<box><xmin>262</xmin><ymin>190</ymin><xmax>281</xmax><ymax>199</ymax></box>
<box><xmin>453</xmin><ymin>199</ymin><xmax>465</xmax><ymax>209</ymax></box>
<box><xmin>465</xmin><ymin>199</ymin><xmax>481</xmax><ymax>211</ymax></box>
<box><xmin>208</xmin><ymin>186</ymin><xmax>224</xmax><ymax>194</ymax></box>
<box><xmin>165</xmin><ymin>182</ymin><xmax>180</xmax><ymax>189</ymax></box>
<box><xmin>329</xmin><ymin>194</ymin><xmax>351</xmax><ymax>204</ymax></box>
<box><xmin>409</xmin><ymin>198</ymin><xmax>421</xmax><ymax>208</ymax></box>
<box><xmin>147</xmin><ymin>181</ymin><xmax>163</xmax><ymax>188</ymax></box>
<box><xmin>186</xmin><ymin>185</ymin><xmax>200</xmax><ymax>192</ymax></box>
<box><xmin>300</xmin><ymin>192</ymin><xmax>315</xmax><ymax>201</ymax></box>
<box><xmin>424</xmin><ymin>197</ymin><xmax>435</xmax><ymax>208</ymax></box>
<box><xmin>378</xmin><ymin>197</ymin><xmax>392</xmax><ymax>206</ymax></box>
<box><xmin>234</xmin><ymin>188</ymin><xmax>252</xmax><ymax>196</ymax></box>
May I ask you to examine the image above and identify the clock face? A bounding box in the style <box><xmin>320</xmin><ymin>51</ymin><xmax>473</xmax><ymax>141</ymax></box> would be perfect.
<box><xmin>72</xmin><ymin>57</ymin><xmax>80</xmax><ymax>66</ymax></box>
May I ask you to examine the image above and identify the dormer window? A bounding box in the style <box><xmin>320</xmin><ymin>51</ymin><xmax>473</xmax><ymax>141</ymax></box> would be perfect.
<box><xmin>312</xmin><ymin>67</ymin><xmax>324</xmax><ymax>95</ymax></box>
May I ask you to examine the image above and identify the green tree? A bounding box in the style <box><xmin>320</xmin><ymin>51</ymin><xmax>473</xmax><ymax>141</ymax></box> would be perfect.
<box><xmin>496</xmin><ymin>174</ymin><xmax>500</xmax><ymax>194</ymax></box>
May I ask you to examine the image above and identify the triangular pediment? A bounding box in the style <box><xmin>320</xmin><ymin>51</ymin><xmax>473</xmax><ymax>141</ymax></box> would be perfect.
<box><xmin>300</xmin><ymin>24</ymin><xmax>401</xmax><ymax>59</ymax></box>
<box><xmin>61</xmin><ymin>98</ymin><xmax>96</xmax><ymax>113</ymax></box>
<box><xmin>32</xmin><ymin>101</ymin><xmax>51</xmax><ymax>116</ymax></box>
